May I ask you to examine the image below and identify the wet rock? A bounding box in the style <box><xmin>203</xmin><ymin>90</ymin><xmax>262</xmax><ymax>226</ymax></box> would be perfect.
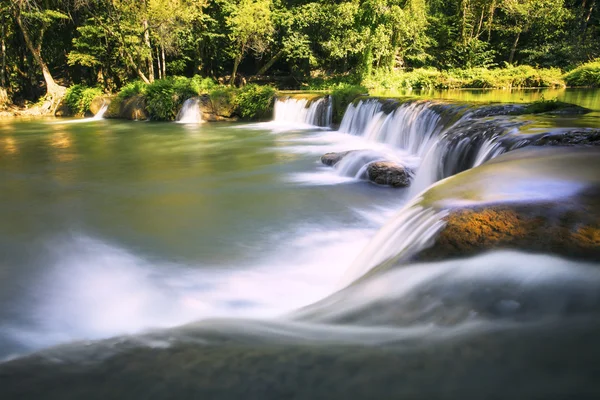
<box><xmin>321</xmin><ymin>151</ymin><xmax>353</xmax><ymax>166</ymax></box>
<box><xmin>89</xmin><ymin>96</ymin><xmax>113</xmax><ymax>116</ymax></box>
<box><xmin>531</xmin><ymin>129</ymin><xmax>600</xmax><ymax>146</ymax></box>
<box><xmin>367</xmin><ymin>161</ymin><xmax>411</xmax><ymax>187</ymax></box>
<box><xmin>414</xmin><ymin>202</ymin><xmax>600</xmax><ymax>262</ymax></box>
<box><xmin>467</xmin><ymin>104</ymin><xmax>527</xmax><ymax>118</ymax></box>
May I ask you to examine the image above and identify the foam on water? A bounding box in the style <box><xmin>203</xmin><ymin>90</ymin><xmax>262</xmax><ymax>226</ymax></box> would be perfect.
<box><xmin>2</xmin><ymin>225</ymin><xmax>374</xmax><ymax>354</ymax></box>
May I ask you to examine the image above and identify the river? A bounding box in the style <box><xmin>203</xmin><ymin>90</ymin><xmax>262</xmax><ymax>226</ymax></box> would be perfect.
<box><xmin>0</xmin><ymin>88</ymin><xmax>599</xmax><ymax>398</ymax></box>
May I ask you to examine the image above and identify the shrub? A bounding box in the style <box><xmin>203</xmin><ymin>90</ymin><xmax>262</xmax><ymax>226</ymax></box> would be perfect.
<box><xmin>190</xmin><ymin>75</ymin><xmax>217</xmax><ymax>93</ymax></box>
<box><xmin>64</xmin><ymin>84</ymin><xmax>103</xmax><ymax>115</ymax></box>
<box><xmin>234</xmin><ymin>84</ymin><xmax>276</xmax><ymax>120</ymax></box>
<box><xmin>330</xmin><ymin>84</ymin><xmax>368</xmax><ymax>123</ymax></box>
<box><xmin>208</xmin><ymin>86</ymin><xmax>238</xmax><ymax>118</ymax></box>
<box><xmin>145</xmin><ymin>77</ymin><xmax>198</xmax><ymax>121</ymax></box>
<box><xmin>564</xmin><ymin>60</ymin><xmax>600</xmax><ymax>87</ymax></box>
<box><xmin>117</xmin><ymin>80</ymin><xmax>147</xmax><ymax>100</ymax></box>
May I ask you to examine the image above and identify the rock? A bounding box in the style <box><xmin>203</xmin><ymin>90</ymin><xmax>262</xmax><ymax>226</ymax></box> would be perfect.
<box><xmin>531</xmin><ymin>129</ymin><xmax>600</xmax><ymax>146</ymax></box>
<box><xmin>367</xmin><ymin>161</ymin><xmax>411</xmax><ymax>187</ymax></box>
<box><xmin>54</xmin><ymin>100</ymin><xmax>71</xmax><ymax>117</ymax></box>
<box><xmin>414</xmin><ymin>202</ymin><xmax>600</xmax><ymax>263</ymax></box>
<box><xmin>321</xmin><ymin>151</ymin><xmax>353</xmax><ymax>166</ymax></box>
<box><xmin>89</xmin><ymin>96</ymin><xmax>113</xmax><ymax>116</ymax></box>
<box><xmin>104</xmin><ymin>95</ymin><xmax>148</xmax><ymax>120</ymax></box>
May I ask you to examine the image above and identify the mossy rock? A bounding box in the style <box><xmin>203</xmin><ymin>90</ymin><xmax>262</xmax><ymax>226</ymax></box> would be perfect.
<box><xmin>415</xmin><ymin>201</ymin><xmax>600</xmax><ymax>262</ymax></box>
<box><xmin>105</xmin><ymin>95</ymin><xmax>148</xmax><ymax>120</ymax></box>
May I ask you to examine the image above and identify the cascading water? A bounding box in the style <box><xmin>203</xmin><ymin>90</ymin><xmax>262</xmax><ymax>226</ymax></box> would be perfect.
<box><xmin>334</xmin><ymin>98</ymin><xmax>546</xmax><ymax>191</ymax></box>
<box><xmin>92</xmin><ymin>104</ymin><xmax>108</xmax><ymax>120</ymax></box>
<box><xmin>273</xmin><ymin>96</ymin><xmax>332</xmax><ymax>127</ymax></box>
<box><xmin>176</xmin><ymin>97</ymin><xmax>203</xmax><ymax>124</ymax></box>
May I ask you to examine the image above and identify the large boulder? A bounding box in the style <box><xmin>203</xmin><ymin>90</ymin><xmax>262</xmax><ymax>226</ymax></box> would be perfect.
<box><xmin>104</xmin><ymin>95</ymin><xmax>148</xmax><ymax>120</ymax></box>
<box><xmin>367</xmin><ymin>161</ymin><xmax>411</xmax><ymax>187</ymax></box>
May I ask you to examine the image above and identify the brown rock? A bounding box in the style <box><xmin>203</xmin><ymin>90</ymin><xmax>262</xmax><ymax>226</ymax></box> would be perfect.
<box><xmin>415</xmin><ymin>203</ymin><xmax>600</xmax><ymax>262</ymax></box>
<box><xmin>367</xmin><ymin>161</ymin><xmax>411</xmax><ymax>187</ymax></box>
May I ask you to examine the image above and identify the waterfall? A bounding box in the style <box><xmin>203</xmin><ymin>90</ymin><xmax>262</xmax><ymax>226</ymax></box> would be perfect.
<box><xmin>335</xmin><ymin>98</ymin><xmax>537</xmax><ymax>191</ymax></box>
<box><xmin>273</xmin><ymin>96</ymin><xmax>332</xmax><ymax>127</ymax></box>
<box><xmin>176</xmin><ymin>98</ymin><xmax>203</xmax><ymax>124</ymax></box>
<box><xmin>92</xmin><ymin>104</ymin><xmax>108</xmax><ymax>120</ymax></box>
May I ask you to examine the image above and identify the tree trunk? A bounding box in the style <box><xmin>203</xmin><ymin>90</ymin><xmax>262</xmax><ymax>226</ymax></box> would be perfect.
<box><xmin>230</xmin><ymin>53</ymin><xmax>242</xmax><ymax>85</ymax></box>
<box><xmin>256</xmin><ymin>49</ymin><xmax>283</xmax><ymax>76</ymax></box>
<box><xmin>461</xmin><ymin>0</ymin><xmax>469</xmax><ymax>45</ymax></box>
<box><xmin>1</xmin><ymin>15</ymin><xmax>6</xmax><ymax>88</ymax></box>
<box><xmin>487</xmin><ymin>0</ymin><xmax>496</xmax><ymax>42</ymax></box>
<box><xmin>161</xmin><ymin>44</ymin><xmax>166</xmax><ymax>78</ymax></box>
<box><xmin>581</xmin><ymin>0</ymin><xmax>596</xmax><ymax>40</ymax></box>
<box><xmin>156</xmin><ymin>47</ymin><xmax>162</xmax><ymax>79</ymax></box>
<box><xmin>508</xmin><ymin>31</ymin><xmax>520</xmax><ymax>64</ymax></box>
<box><xmin>143</xmin><ymin>19</ymin><xmax>154</xmax><ymax>82</ymax></box>
<box><xmin>15</xmin><ymin>6</ymin><xmax>66</xmax><ymax>112</ymax></box>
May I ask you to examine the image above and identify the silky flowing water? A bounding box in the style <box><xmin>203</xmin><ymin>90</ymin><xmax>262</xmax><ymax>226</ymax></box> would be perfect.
<box><xmin>0</xmin><ymin>89</ymin><xmax>599</xmax><ymax>399</ymax></box>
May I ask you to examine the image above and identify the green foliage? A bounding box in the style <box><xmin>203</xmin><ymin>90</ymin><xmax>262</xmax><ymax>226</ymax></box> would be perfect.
<box><xmin>144</xmin><ymin>77</ymin><xmax>199</xmax><ymax>121</ymax></box>
<box><xmin>564</xmin><ymin>60</ymin><xmax>600</xmax><ymax>87</ymax></box>
<box><xmin>362</xmin><ymin>66</ymin><xmax>565</xmax><ymax>92</ymax></box>
<box><xmin>64</xmin><ymin>85</ymin><xmax>103</xmax><ymax>116</ymax></box>
<box><xmin>233</xmin><ymin>84</ymin><xmax>276</xmax><ymax>120</ymax></box>
<box><xmin>330</xmin><ymin>84</ymin><xmax>368</xmax><ymax>123</ymax></box>
<box><xmin>190</xmin><ymin>76</ymin><xmax>218</xmax><ymax>94</ymax></box>
<box><xmin>117</xmin><ymin>81</ymin><xmax>148</xmax><ymax>100</ymax></box>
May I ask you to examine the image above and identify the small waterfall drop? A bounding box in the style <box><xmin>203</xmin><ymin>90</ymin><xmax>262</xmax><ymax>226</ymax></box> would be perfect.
<box><xmin>176</xmin><ymin>98</ymin><xmax>203</xmax><ymax>124</ymax></box>
<box><xmin>273</xmin><ymin>96</ymin><xmax>332</xmax><ymax>127</ymax></box>
<box><xmin>92</xmin><ymin>104</ymin><xmax>108</xmax><ymax>120</ymax></box>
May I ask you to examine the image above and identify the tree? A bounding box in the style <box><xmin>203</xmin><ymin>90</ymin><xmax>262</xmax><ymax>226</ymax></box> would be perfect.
<box><xmin>226</xmin><ymin>0</ymin><xmax>274</xmax><ymax>84</ymax></box>
<box><xmin>500</xmin><ymin>0</ymin><xmax>567</xmax><ymax>63</ymax></box>
<box><xmin>11</xmin><ymin>0</ymin><xmax>68</xmax><ymax>111</ymax></box>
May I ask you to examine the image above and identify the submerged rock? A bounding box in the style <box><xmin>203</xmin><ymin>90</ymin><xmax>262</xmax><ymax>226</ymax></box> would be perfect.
<box><xmin>320</xmin><ymin>151</ymin><xmax>354</xmax><ymax>166</ymax></box>
<box><xmin>367</xmin><ymin>161</ymin><xmax>411</xmax><ymax>187</ymax></box>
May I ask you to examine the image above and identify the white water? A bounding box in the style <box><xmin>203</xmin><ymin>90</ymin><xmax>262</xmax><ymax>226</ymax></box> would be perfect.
<box><xmin>176</xmin><ymin>98</ymin><xmax>203</xmax><ymax>124</ymax></box>
<box><xmin>3</xmin><ymin>225</ymin><xmax>375</xmax><ymax>352</ymax></box>
<box><xmin>92</xmin><ymin>104</ymin><xmax>108</xmax><ymax>120</ymax></box>
<box><xmin>273</xmin><ymin>96</ymin><xmax>332</xmax><ymax>127</ymax></box>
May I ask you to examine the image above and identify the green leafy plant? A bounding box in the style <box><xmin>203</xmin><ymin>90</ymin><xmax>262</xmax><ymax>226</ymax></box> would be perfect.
<box><xmin>234</xmin><ymin>84</ymin><xmax>276</xmax><ymax>120</ymax></box>
<box><xmin>64</xmin><ymin>84</ymin><xmax>103</xmax><ymax>115</ymax></box>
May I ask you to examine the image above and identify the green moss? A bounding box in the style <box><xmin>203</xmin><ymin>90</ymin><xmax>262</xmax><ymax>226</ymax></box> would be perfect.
<box><xmin>64</xmin><ymin>85</ymin><xmax>103</xmax><ymax>116</ymax></box>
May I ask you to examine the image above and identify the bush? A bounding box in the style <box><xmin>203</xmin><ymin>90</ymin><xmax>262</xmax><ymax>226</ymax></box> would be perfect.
<box><xmin>64</xmin><ymin>84</ymin><xmax>103</xmax><ymax>115</ymax></box>
<box><xmin>190</xmin><ymin>75</ymin><xmax>217</xmax><ymax>93</ymax></box>
<box><xmin>564</xmin><ymin>60</ymin><xmax>600</xmax><ymax>87</ymax></box>
<box><xmin>145</xmin><ymin>76</ymin><xmax>198</xmax><ymax>121</ymax></box>
<box><xmin>117</xmin><ymin>80</ymin><xmax>147</xmax><ymax>100</ymax></box>
<box><xmin>361</xmin><ymin>66</ymin><xmax>565</xmax><ymax>92</ymax></box>
<box><xmin>330</xmin><ymin>84</ymin><xmax>368</xmax><ymax>123</ymax></box>
<box><xmin>234</xmin><ymin>84</ymin><xmax>276</xmax><ymax>120</ymax></box>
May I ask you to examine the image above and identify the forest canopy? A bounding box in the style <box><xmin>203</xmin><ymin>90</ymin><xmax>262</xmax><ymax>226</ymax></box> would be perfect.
<box><xmin>0</xmin><ymin>0</ymin><xmax>599</xmax><ymax>105</ymax></box>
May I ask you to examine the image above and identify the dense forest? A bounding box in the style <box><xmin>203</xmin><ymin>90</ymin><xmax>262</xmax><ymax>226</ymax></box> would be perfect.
<box><xmin>1</xmin><ymin>0</ymin><xmax>599</xmax><ymax>111</ymax></box>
